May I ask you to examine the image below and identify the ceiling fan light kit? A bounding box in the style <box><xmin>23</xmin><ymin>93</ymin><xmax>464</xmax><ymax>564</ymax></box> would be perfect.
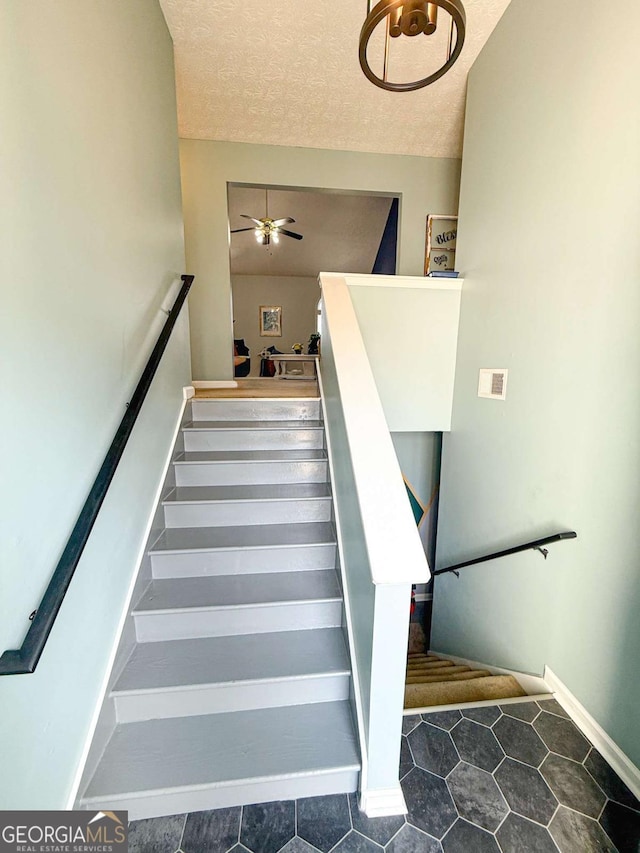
<box><xmin>359</xmin><ymin>0</ymin><xmax>466</xmax><ymax>92</ymax></box>
<box><xmin>231</xmin><ymin>189</ymin><xmax>303</xmax><ymax>247</ymax></box>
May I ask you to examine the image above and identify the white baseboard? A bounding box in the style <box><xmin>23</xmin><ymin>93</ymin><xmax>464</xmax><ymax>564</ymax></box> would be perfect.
<box><xmin>359</xmin><ymin>785</ymin><xmax>407</xmax><ymax>818</ymax></box>
<box><xmin>67</xmin><ymin>396</ymin><xmax>188</xmax><ymax>809</ymax></box>
<box><xmin>183</xmin><ymin>385</ymin><xmax>195</xmax><ymax>400</ymax></box>
<box><xmin>544</xmin><ymin>667</ymin><xmax>640</xmax><ymax>801</ymax></box>
<box><xmin>192</xmin><ymin>380</ymin><xmax>238</xmax><ymax>389</ymax></box>
<box><xmin>429</xmin><ymin>649</ymin><xmax>549</xmax><ymax>696</ymax></box>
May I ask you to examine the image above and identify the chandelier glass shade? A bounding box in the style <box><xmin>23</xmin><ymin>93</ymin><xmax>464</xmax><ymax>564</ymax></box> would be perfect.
<box><xmin>359</xmin><ymin>0</ymin><xmax>466</xmax><ymax>92</ymax></box>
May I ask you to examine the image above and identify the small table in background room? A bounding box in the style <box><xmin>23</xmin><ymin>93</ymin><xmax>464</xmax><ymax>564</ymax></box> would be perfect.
<box><xmin>271</xmin><ymin>354</ymin><xmax>318</xmax><ymax>380</ymax></box>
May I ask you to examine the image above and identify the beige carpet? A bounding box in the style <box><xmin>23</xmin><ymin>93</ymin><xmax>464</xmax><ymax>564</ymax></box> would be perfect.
<box><xmin>404</xmin><ymin>653</ymin><xmax>527</xmax><ymax>709</ymax></box>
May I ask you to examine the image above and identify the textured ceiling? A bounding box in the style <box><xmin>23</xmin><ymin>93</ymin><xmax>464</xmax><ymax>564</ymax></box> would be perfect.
<box><xmin>229</xmin><ymin>187</ymin><xmax>393</xmax><ymax>277</ymax></box>
<box><xmin>159</xmin><ymin>0</ymin><xmax>511</xmax><ymax>159</ymax></box>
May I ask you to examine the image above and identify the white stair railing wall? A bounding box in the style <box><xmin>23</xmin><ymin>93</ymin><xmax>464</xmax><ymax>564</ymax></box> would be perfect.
<box><xmin>318</xmin><ymin>272</ymin><xmax>462</xmax><ymax>817</ymax></box>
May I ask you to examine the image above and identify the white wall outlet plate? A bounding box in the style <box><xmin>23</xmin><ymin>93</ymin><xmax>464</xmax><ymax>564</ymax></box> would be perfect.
<box><xmin>478</xmin><ymin>368</ymin><xmax>508</xmax><ymax>400</ymax></box>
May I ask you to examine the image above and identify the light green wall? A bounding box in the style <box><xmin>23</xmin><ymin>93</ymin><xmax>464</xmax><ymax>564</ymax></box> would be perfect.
<box><xmin>231</xmin><ymin>275</ymin><xmax>319</xmax><ymax>375</ymax></box>
<box><xmin>434</xmin><ymin>0</ymin><xmax>640</xmax><ymax>765</ymax></box>
<box><xmin>0</xmin><ymin>1</ymin><xmax>189</xmax><ymax>806</ymax></box>
<box><xmin>180</xmin><ymin>140</ymin><xmax>461</xmax><ymax>380</ymax></box>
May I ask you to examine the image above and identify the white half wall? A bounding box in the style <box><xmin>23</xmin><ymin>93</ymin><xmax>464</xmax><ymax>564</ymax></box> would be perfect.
<box><xmin>343</xmin><ymin>274</ymin><xmax>462</xmax><ymax>432</ymax></box>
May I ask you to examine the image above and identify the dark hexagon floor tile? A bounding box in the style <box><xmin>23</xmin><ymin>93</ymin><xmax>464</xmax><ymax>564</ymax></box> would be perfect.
<box><xmin>386</xmin><ymin>823</ymin><xmax>441</xmax><ymax>853</ymax></box>
<box><xmin>182</xmin><ymin>807</ymin><xmax>241</xmax><ymax>853</ymax></box>
<box><xmin>537</xmin><ymin>698</ymin><xmax>570</xmax><ymax>719</ymax></box>
<box><xmin>296</xmin><ymin>794</ymin><xmax>351</xmax><ymax>852</ymax></box>
<box><xmin>549</xmin><ymin>806</ymin><xmax>616</xmax><ymax>853</ymax></box>
<box><xmin>496</xmin><ymin>813</ymin><xmax>559</xmax><ymax>853</ymax></box>
<box><xmin>408</xmin><ymin>722</ymin><xmax>460</xmax><ymax>777</ymax></box>
<box><xmin>585</xmin><ymin>748</ymin><xmax>640</xmax><ymax>812</ymax></box>
<box><xmin>277</xmin><ymin>840</ymin><xmax>319</xmax><ymax>853</ymax></box>
<box><xmin>494</xmin><ymin>758</ymin><xmax>558</xmax><ymax>824</ymax></box>
<box><xmin>446</xmin><ymin>762</ymin><xmax>508</xmax><ymax>832</ymax></box>
<box><xmin>450</xmin><ymin>717</ymin><xmax>504</xmax><ymax>773</ymax></box>
<box><xmin>225</xmin><ymin>846</ymin><xmax>252</xmax><ymax>853</ymax></box>
<box><xmin>401</xmin><ymin>766</ymin><xmax>457</xmax><ymax>839</ymax></box>
<box><xmin>461</xmin><ymin>706</ymin><xmax>502</xmax><ymax>727</ymax></box>
<box><xmin>329</xmin><ymin>830</ymin><xmax>381</xmax><ymax>853</ymax></box>
<box><xmin>441</xmin><ymin>819</ymin><xmax>500</xmax><ymax>853</ymax></box>
<box><xmin>240</xmin><ymin>801</ymin><xmax>295</xmax><ymax>853</ymax></box>
<box><xmin>599</xmin><ymin>801</ymin><xmax>640</xmax><ymax>853</ymax></box>
<box><xmin>347</xmin><ymin>792</ymin><xmax>404</xmax><ymax>846</ymax></box>
<box><xmin>129</xmin><ymin>814</ymin><xmax>185</xmax><ymax>853</ymax></box>
<box><xmin>400</xmin><ymin>737</ymin><xmax>414</xmax><ymax>780</ymax></box>
<box><xmin>403</xmin><ymin>715</ymin><xmax>422</xmax><ymax>735</ymax></box>
<box><xmin>421</xmin><ymin>710</ymin><xmax>462</xmax><ymax>731</ymax></box>
<box><xmin>540</xmin><ymin>753</ymin><xmax>606</xmax><ymax>818</ymax></box>
<box><xmin>493</xmin><ymin>715</ymin><xmax>549</xmax><ymax>768</ymax></box>
<box><xmin>533</xmin><ymin>712</ymin><xmax>590</xmax><ymax>762</ymax></box>
<box><xmin>500</xmin><ymin>701</ymin><xmax>541</xmax><ymax>723</ymax></box>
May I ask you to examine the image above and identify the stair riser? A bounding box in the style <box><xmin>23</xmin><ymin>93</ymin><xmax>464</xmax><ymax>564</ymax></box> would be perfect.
<box><xmin>191</xmin><ymin>400</ymin><xmax>321</xmax><ymax>422</ymax></box>
<box><xmin>81</xmin><ymin>768</ymin><xmax>359</xmax><ymax>822</ymax></box>
<box><xmin>163</xmin><ymin>499</ymin><xmax>332</xmax><ymax>528</ymax></box>
<box><xmin>113</xmin><ymin>674</ymin><xmax>351</xmax><ymax>724</ymax></box>
<box><xmin>175</xmin><ymin>460</ymin><xmax>329</xmax><ymax>487</ymax></box>
<box><xmin>150</xmin><ymin>543</ymin><xmax>337</xmax><ymax>578</ymax></box>
<box><xmin>183</xmin><ymin>429</ymin><xmax>324</xmax><ymax>452</ymax></box>
<box><xmin>133</xmin><ymin>601</ymin><xmax>343</xmax><ymax>642</ymax></box>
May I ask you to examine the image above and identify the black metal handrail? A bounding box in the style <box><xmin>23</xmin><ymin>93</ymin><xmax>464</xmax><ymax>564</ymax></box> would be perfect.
<box><xmin>0</xmin><ymin>274</ymin><xmax>194</xmax><ymax>676</ymax></box>
<box><xmin>433</xmin><ymin>531</ymin><xmax>577</xmax><ymax>577</ymax></box>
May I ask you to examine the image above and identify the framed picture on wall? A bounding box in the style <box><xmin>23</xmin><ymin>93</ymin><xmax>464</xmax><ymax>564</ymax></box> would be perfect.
<box><xmin>425</xmin><ymin>215</ymin><xmax>458</xmax><ymax>275</ymax></box>
<box><xmin>259</xmin><ymin>305</ymin><xmax>282</xmax><ymax>337</ymax></box>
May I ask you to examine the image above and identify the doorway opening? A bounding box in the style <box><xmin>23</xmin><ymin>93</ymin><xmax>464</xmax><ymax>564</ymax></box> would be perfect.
<box><xmin>227</xmin><ymin>184</ymin><xmax>399</xmax><ymax>378</ymax></box>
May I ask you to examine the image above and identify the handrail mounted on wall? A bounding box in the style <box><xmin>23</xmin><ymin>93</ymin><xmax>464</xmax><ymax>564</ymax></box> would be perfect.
<box><xmin>0</xmin><ymin>274</ymin><xmax>194</xmax><ymax>676</ymax></box>
<box><xmin>433</xmin><ymin>531</ymin><xmax>577</xmax><ymax>577</ymax></box>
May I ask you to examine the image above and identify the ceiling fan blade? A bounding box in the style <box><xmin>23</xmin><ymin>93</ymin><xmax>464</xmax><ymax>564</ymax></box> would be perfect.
<box><xmin>279</xmin><ymin>229</ymin><xmax>304</xmax><ymax>241</ymax></box>
<box><xmin>240</xmin><ymin>214</ymin><xmax>264</xmax><ymax>226</ymax></box>
<box><xmin>230</xmin><ymin>227</ymin><xmax>255</xmax><ymax>233</ymax></box>
<box><xmin>272</xmin><ymin>217</ymin><xmax>295</xmax><ymax>226</ymax></box>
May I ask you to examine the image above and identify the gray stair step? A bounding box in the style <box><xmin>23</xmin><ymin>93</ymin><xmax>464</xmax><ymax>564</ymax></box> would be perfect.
<box><xmin>174</xmin><ymin>449</ymin><xmax>329</xmax><ymax>486</ymax></box>
<box><xmin>162</xmin><ymin>483</ymin><xmax>332</xmax><ymax>528</ymax></box>
<box><xmin>183</xmin><ymin>422</ymin><xmax>324</xmax><ymax>452</ymax></box>
<box><xmin>81</xmin><ymin>700</ymin><xmax>359</xmax><ymax>820</ymax></box>
<box><xmin>149</xmin><ymin>521</ymin><xmax>337</xmax><ymax>578</ymax></box>
<box><xmin>112</xmin><ymin>628</ymin><xmax>351</xmax><ymax>722</ymax></box>
<box><xmin>191</xmin><ymin>398</ymin><xmax>321</xmax><ymax>422</ymax></box>
<box><xmin>132</xmin><ymin>570</ymin><xmax>343</xmax><ymax>641</ymax></box>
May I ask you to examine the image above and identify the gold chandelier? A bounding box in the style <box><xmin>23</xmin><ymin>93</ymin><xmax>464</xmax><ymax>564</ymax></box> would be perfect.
<box><xmin>359</xmin><ymin>0</ymin><xmax>466</xmax><ymax>92</ymax></box>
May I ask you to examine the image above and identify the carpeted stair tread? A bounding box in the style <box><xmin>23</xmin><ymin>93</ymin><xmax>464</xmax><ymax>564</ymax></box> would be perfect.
<box><xmin>405</xmin><ymin>669</ymin><xmax>492</xmax><ymax>685</ymax></box>
<box><xmin>406</xmin><ymin>665</ymin><xmax>474</xmax><ymax>678</ymax></box>
<box><xmin>405</xmin><ymin>674</ymin><xmax>527</xmax><ymax>709</ymax></box>
<box><xmin>407</xmin><ymin>660</ymin><xmax>458</xmax><ymax>670</ymax></box>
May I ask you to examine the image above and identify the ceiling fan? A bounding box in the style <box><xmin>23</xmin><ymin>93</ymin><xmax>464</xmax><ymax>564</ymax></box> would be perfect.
<box><xmin>230</xmin><ymin>189</ymin><xmax>303</xmax><ymax>246</ymax></box>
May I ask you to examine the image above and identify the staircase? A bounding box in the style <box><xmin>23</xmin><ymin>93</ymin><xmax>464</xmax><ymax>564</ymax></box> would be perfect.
<box><xmin>80</xmin><ymin>397</ymin><xmax>360</xmax><ymax>820</ymax></box>
<box><xmin>405</xmin><ymin>651</ymin><xmax>527</xmax><ymax>710</ymax></box>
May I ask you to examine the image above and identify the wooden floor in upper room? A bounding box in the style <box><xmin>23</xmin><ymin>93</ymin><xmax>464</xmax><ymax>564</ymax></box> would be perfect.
<box><xmin>195</xmin><ymin>378</ymin><xmax>319</xmax><ymax>399</ymax></box>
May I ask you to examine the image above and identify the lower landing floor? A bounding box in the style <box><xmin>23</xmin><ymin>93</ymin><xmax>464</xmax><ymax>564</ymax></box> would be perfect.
<box><xmin>128</xmin><ymin>699</ymin><xmax>640</xmax><ymax>853</ymax></box>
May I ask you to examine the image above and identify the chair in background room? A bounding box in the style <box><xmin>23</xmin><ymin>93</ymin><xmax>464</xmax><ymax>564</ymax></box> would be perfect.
<box><xmin>233</xmin><ymin>339</ymin><xmax>250</xmax><ymax>377</ymax></box>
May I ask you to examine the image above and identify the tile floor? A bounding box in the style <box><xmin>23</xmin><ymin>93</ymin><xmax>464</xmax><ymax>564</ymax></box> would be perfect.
<box><xmin>129</xmin><ymin>699</ymin><xmax>640</xmax><ymax>853</ymax></box>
